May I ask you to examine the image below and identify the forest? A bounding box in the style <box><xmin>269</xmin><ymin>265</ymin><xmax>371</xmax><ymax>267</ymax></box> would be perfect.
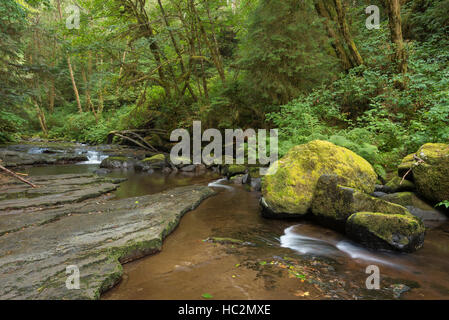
<box><xmin>1</xmin><ymin>0</ymin><xmax>447</xmax><ymax>177</ymax></box>
<box><xmin>1</xmin><ymin>0</ymin><xmax>449</xmax><ymax>302</ymax></box>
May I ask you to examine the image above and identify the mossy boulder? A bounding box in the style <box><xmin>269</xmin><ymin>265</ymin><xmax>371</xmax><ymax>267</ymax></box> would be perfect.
<box><xmin>311</xmin><ymin>175</ymin><xmax>410</xmax><ymax>230</ymax></box>
<box><xmin>261</xmin><ymin>140</ymin><xmax>377</xmax><ymax>216</ymax></box>
<box><xmin>143</xmin><ymin>154</ymin><xmax>165</xmax><ymax>164</ymax></box>
<box><xmin>135</xmin><ymin>154</ymin><xmax>166</xmax><ymax>171</ymax></box>
<box><xmin>223</xmin><ymin>164</ymin><xmax>247</xmax><ymax>178</ymax></box>
<box><xmin>412</xmin><ymin>143</ymin><xmax>449</xmax><ymax>203</ymax></box>
<box><xmin>385</xmin><ymin>176</ymin><xmax>415</xmax><ymax>193</ymax></box>
<box><xmin>346</xmin><ymin>212</ymin><xmax>425</xmax><ymax>252</ymax></box>
<box><xmin>100</xmin><ymin>156</ymin><xmax>135</xmax><ymax>169</ymax></box>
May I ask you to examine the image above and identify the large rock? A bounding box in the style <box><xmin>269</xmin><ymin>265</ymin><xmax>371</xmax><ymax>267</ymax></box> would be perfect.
<box><xmin>100</xmin><ymin>156</ymin><xmax>136</xmax><ymax>169</ymax></box>
<box><xmin>261</xmin><ymin>140</ymin><xmax>377</xmax><ymax>216</ymax></box>
<box><xmin>311</xmin><ymin>175</ymin><xmax>410</xmax><ymax>230</ymax></box>
<box><xmin>135</xmin><ymin>154</ymin><xmax>166</xmax><ymax>171</ymax></box>
<box><xmin>0</xmin><ymin>185</ymin><xmax>215</xmax><ymax>299</ymax></box>
<box><xmin>0</xmin><ymin>149</ymin><xmax>88</xmax><ymax>167</ymax></box>
<box><xmin>379</xmin><ymin>192</ymin><xmax>447</xmax><ymax>227</ymax></box>
<box><xmin>412</xmin><ymin>143</ymin><xmax>449</xmax><ymax>203</ymax></box>
<box><xmin>346</xmin><ymin>212</ymin><xmax>425</xmax><ymax>252</ymax></box>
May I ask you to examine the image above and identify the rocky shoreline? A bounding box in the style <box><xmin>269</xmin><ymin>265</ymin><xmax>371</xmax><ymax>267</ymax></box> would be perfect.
<box><xmin>0</xmin><ymin>179</ymin><xmax>215</xmax><ymax>299</ymax></box>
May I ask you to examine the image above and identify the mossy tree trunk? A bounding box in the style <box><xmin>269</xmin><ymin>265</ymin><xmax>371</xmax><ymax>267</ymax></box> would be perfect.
<box><xmin>385</xmin><ymin>0</ymin><xmax>408</xmax><ymax>74</ymax></box>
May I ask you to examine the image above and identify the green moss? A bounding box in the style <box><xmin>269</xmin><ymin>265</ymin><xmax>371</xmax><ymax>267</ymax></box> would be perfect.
<box><xmin>411</xmin><ymin>143</ymin><xmax>449</xmax><ymax>203</ymax></box>
<box><xmin>248</xmin><ymin>166</ymin><xmax>262</xmax><ymax>179</ymax></box>
<box><xmin>348</xmin><ymin>212</ymin><xmax>425</xmax><ymax>247</ymax></box>
<box><xmin>143</xmin><ymin>154</ymin><xmax>165</xmax><ymax>163</ymax></box>
<box><xmin>311</xmin><ymin>175</ymin><xmax>410</xmax><ymax>226</ymax></box>
<box><xmin>228</xmin><ymin>164</ymin><xmax>247</xmax><ymax>174</ymax></box>
<box><xmin>262</xmin><ymin>140</ymin><xmax>378</xmax><ymax>215</ymax></box>
<box><xmin>385</xmin><ymin>176</ymin><xmax>415</xmax><ymax>192</ymax></box>
<box><xmin>380</xmin><ymin>192</ymin><xmax>414</xmax><ymax>207</ymax></box>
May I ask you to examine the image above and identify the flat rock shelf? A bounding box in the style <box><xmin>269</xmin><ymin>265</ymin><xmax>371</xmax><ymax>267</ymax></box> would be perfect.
<box><xmin>0</xmin><ymin>179</ymin><xmax>215</xmax><ymax>300</ymax></box>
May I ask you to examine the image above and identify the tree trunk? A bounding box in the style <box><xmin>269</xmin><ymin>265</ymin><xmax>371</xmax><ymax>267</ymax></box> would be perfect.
<box><xmin>385</xmin><ymin>0</ymin><xmax>408</xmax><ymax>74</ymax></box>
<box><xmin>57</xmin><ymin>0</ymin><xmax>82</xmax><ymax>113</ymax></box>
<box><xmin>68</xmin><ymin>56</ymin><xmax>83</xmax><ymax>113</ymax></box>
<box><xmin>315</xmin><ymin>0</ymin><xmax>352</xmax><ymax>71</ymax></box>
<box><xmin>332</xmin><ymin>0</ymin><xmax>363</xmax><ymax>66</ymax></box>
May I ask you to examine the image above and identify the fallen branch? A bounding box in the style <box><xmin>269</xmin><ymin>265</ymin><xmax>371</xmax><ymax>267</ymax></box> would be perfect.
<box><xmin>400</xmin><ymin>154</ymin><xmax>424</xmax><ymax>185</ymax></box>
<box><xmin>0</xmin><ymin>163</ymin><xmax>37</xmax><ymax>188</ymax></box>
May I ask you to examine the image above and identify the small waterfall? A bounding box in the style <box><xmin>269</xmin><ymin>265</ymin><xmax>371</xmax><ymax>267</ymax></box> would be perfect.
<box><xmin>280</xmin><ymin>225</ymin><xmax>400</xmax><ymax>268</ymax></box>
<box><xmin>208</xmin><ymin>178</ymin><xmax>233</xmax><ymax>190</ymax></box>
<box><xmin>79</xmin><ymin>150</ymin><xmax>108</xmax><ymax>165</ymax></box>
<box><xmin>27</xmin><ymin>147</ymin><xmax>46</xmax><ymax>154</ymax></box>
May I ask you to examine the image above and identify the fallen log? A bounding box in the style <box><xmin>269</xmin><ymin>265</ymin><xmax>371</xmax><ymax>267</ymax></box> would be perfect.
<box><xmin>0</xmin><ymin>163</ymin><xmax>37</xmax><ymax>188</ymax></box>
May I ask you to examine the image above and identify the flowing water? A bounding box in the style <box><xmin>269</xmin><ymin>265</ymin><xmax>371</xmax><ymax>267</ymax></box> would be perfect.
<box><xmin>19</xmin><ymin>146</ymin><xmax>449</xmax><ymax>300</ymax></box>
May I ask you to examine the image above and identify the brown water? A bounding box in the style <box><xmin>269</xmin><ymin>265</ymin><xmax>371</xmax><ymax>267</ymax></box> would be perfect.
<box><xmin>25</xmin><ymin>161</ymin><xmax>449</xmax><ymax>300</ymax></box>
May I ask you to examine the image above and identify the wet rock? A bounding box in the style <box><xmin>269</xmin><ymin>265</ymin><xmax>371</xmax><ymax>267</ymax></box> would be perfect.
<box><xmin>250</xmin><ymin>178</ymin><xmax>262</xmax><ymax>192</ymax></box>
<box><xmin>180</xmin><ymin>164</ymin><xmax>196</xmax><ymax>172</ymax></box>
<box><xmin>0</xmin><ymin>174</ymin><xmax>125</xmax><ymax>214</ymax></box>
<box><xmin>346</xmin><ymin>212</ymin><xmax>425</xmax><ymax>252</ymax></box>
<box><xmin>0</xmin><ymin>149</ymin><xmax>88</xmax><ymax>167</ymax></box>
<box><xmin>372</xmin><ymin>191</ymin><xmax>388</xmax><ymax>197</ymax></box>
<box><xmin>242</xmin><ymin>173</ymin><xmax>250</xmax><ymax>185</ymax></box>
<box><xmin>261</xmin><ymin>140</ymin><xmax>377</xmax><ymax>217</ymax></box>
<box><xmin>94</xmin><ymin>168</ymin><xmax>111</xmax><ymax>175</ymax></box>
<box><xmin>311</xmin><ymin>175</ymin><xmax>410</xmax><ymax>231</ymax></box>
<box><xmin>391</xmin><ymin>284</ymin><xmax>411</xmax><ymax>299</ymax></box>
<box><xmin>100</xmin><ymin>156</ymin><xmax>136</xmax><ymax>169</ymax></box>
<box><xmin>230</xmin><ymin>174</ymin><xmax>245</xmax><ymax>184</ymax></box>
<box><xmin>0</xmin><ymin>185</ymin><xmax>215</xmax><ymax>299</ymax></box>
<box><xmin>162</xmin><ymin>167</ymin><xmax>172</xmax><ymax>174</ymax></box>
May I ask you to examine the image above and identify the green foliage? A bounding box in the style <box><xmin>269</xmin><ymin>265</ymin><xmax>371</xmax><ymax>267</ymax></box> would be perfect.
<box><xmin>0</xmin><ymin>110</ymin><xmax>27</xmax><ymax>143</ymax></box>
<box><xmin>238</xmin><ymin>0</ymin><xmax>338</xmax><ymax>105</ymax></box>
<box><xmin>436</xmin><ymin>200</ymin><xmax>449</xmax><ymax>209</ymax></box>
<box><xmin>268</xmin><ymin>24</ymin><xmax>449</xmax><ymax>176</ymax></box>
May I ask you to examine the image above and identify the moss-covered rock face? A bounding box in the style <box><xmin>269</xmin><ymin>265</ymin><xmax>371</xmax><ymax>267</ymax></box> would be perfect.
<box><xmin>143</xmin><ymin>154</ymin><xmax>165</xmax><ymax>163</ymax></box>
<box><xmin>223</xmin><ymin>164</ymin><xmax>247</xmax><ymax>178</ymax></box>
<box><xmin>412</xmin><ymin>143</ymin><xmax>449</xmax><ymax>203</ymax></box>
<box><xmin>346</xmin><ymin>212</ymin><xmax>425</xmax><ymax>252</ymax></box>
<box><xmin>385</xmin><ymin>176</ymin><xmax>415</xmax><ymax>192</ymax></box>
<box><xmin>311</xmin><ymin>175</ymin><xmax>409</xmax><ymax>230</ymax></box>
<box><xmin>261</xmin><ymin>140</ymin><xmax>377</xmax><ymax>216</ymax></box>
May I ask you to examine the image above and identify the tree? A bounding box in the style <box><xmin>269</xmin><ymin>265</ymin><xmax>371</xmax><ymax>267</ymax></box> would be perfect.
<box><xmin>385</xmin><ymin>0</ymin><xmax>407</xmax><ymax>74</ymax></box>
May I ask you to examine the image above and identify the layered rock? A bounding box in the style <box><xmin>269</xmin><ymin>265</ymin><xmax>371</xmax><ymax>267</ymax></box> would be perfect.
<box><xmin>0</xmin><ymin>185</ymin><xmax>215</xmax><ymax>299</ymax></box>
